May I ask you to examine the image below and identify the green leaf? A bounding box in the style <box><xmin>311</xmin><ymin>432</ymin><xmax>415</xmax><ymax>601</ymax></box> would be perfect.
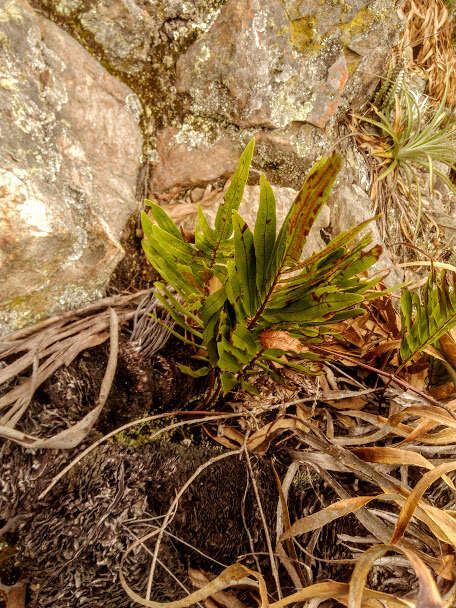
<box><xmin>221</xmin><ymin>372</ymin><xmax>238</xmax><ymax>394</ymax></box>
<box><xmin>144</xmin><ymin>202</ymin><xmax>183</xmax><ymax>239</ymax></box>
<box><xmin>176</xmin><ymin>364</ymin><xmax>210</xmax><ymax>378</ymax></box>
<box><xmin>200</xmin><ymin>288</ymin><xmax>226</xmax><ymax>325</ymax></box>
<box><xmin>283</xmin><ymin>153</ymin><xmax>342</xmax><ymax>263</ymax></box>
<box><xmin>215</xmin><ymin>138</ymin><xmax>255</xmax><ymax>238</ymax></box>
<box><xmin>140</xmin><ymin>137</ymin><xmax>387</xmax><ymax>401</ymax></box>
<box><xmin>233</xmin><ymin>211</ymin><xmax>256</xmax><ymax>316</ymax></box>
<box><xmin>231</xmin><ymin>326</ymin><xmax>262</xmax><ymax>357</ymax></box>
<box><xmin>400</xmin><ymin>272</ymin><xmax>456</xmax><ymax>365</ymax></box>
<box><xmin>254</xmin><ymin>174</ymin><xmax>276</xmax><ymax>296</ymax></box>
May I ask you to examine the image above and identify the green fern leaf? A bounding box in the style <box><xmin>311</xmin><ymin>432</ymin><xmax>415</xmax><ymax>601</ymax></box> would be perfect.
<box><xmin>144</xmin><ymin>201</ymin><xmax>183</xmax><ymax>239</ymax></box>
<box><xmin>400</xmin><ymin>272</ymin><xmax>456</xmax><ymax>364</ymax></box>
<box><xmin>177</xmin><ymin>364</ymin><xmax>210</xmax><ymax>378</ymax></box>
<box><xmin>215</xmin><ymin>138</ymin><xmax>255</xmax><ymax>238</ymax></box>
<box><xmin>283</xmin><ymin>153</ymin><xmax>342</xmax><ymax>264</ymax></box>
<box><xmin>254</xmin><ymin>174</ymin><xmax>277</xmax><ymax>296</ymax></box>
<box><xmin>233</xmin><ymin>211</ymin><xmax>256</xmax><ymax>316</ymax></box>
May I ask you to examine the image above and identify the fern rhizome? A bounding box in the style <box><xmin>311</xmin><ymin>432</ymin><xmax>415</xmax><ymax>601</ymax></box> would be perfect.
<box><xmin>142</xmin><ymin>138</ymin><xmax>385</xmax><ymax>403</ymax></box>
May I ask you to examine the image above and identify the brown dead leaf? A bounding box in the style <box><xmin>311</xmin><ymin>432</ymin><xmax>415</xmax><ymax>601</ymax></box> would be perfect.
<box><xmin>391</xmin><ymin>461</ymin><xmax>456</xmax><ymax>544</ymax></box>
<box><xmin>351</xmin><ymin>446</ymin><xmax>456</xmax><ymax>491</ymax></box>
<box><xmin>326</xmin><ymin>396</ymin><xmax>367</xmax><ymax>410</ymax></box>
<box><xmin>435</xmin><ymin>553</ymin><xmax>454</xmax><ymax>581</ymax></box>
<box><xmin>280</xmin><ymin>496</ymin><xmax>380</xmax><ymax>541</ymax></box>
<box><xmin>208</xmin><ymin>275</ymin><xmax>223</xmax><ymax>294</ymax></box>
<box><xmin>349</xmin><ymin>544</ymin><xmax>444</xmax><ymax>608</ymax></box>
<box><xmin>248</xmin><ymin>418</ymin><xmax>309</xmax><ymax>453</ymax></box>
<box><xmin>188</xmin><ymin>568</ymin><xmax>248</xmax><ymax>608</ymax></box>
<box><xmin>429</xmin><ymin>381</ymin><xmax>455</xmax><ymax>400</ymax></box>
<box><xmin>269</xmin><ymin>580</ymin><xmax>411</xmax><ymax>608</ymax></box>
<box><xmin>439</xmin><ymin>330</ymin><xmax>456</xmax><ymax>369</ymax></box>
<box><xmin>259</xmin><ymin>330</ymin><xmax>306</xmax><ymax>353</ymax></box>
<box><xmin>121</xmin><ymin>562</ymin><xmax>264</xmax><ymax>608</ymax></box>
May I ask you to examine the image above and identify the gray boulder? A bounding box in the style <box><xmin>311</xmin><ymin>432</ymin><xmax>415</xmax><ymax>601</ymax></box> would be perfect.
<box><xmin>0</xmin><ymin>0</ymin><xmax>143</xmax><ymax>335</ymax></box>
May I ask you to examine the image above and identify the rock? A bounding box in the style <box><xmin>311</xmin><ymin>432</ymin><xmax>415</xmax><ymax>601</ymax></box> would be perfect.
<box><xmin>30</xmin><ymin>0</ymin><xmax>227</xmax><ymax>140</ymax></box>
<box><xmin>328</xmin><ymin>182</ymin><xmax>402</xmax><ymax>284</ymax></box>
<box><xmin>176</xmin><ymin>0</ymin><xmax>400</xmax><ymax>130</ymax></box>
<box><xmin>150</xmin><ymin>126</ymin><xmax>240</xmax><ymax>193</ymax></box>
<box><xmin>0</xmin><ymin>0</ymin><xmax>143</xmax><ymax>336</ymax></box>
<box><xmin>149</xmin><ymin>0</ymin><xmax>400</xmax><ymax>195</ymax></box>
<box><xmin>190</xmin><ymin>186</ymin><xmax>206</xmax><ymax>202</ymax></box>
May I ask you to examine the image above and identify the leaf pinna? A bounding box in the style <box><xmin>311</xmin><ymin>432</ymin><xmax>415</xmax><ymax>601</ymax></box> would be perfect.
<box><xmin>142</xmin><ymin>138</ymin><xmax>384</xmax><ymax>401</ymax></box>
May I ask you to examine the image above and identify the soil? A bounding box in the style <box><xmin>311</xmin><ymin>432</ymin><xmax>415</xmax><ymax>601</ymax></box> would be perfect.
<box><xmin>0</xmin><ymin>225</ymin><xmax>280</xmax><ymax>607</ymax></box>
<box><xmin>0</xmin><ymin>210</ymin><xmax>416</xmax><ymax>607</ymax></box>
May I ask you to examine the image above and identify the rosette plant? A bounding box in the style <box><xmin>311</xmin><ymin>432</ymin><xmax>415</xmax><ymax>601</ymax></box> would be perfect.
<box><xmin>142</xmin><ymin>139</ymin><xmax>384</xmax><ymax>402</ymax></box>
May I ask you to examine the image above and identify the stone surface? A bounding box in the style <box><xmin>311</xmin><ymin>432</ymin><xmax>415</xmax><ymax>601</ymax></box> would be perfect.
<box><xmin>176</xmin><ymin>0</ymin><xmax>400</xmax><ymax>130</ymax></box>
<box><xmin>30</xmin><ymin>0</ymin><xmax>228</xmax><ymax>140</ymax></box>
<box><xmin>150</xmin><ymin>126</ymin><xmax>240</xmax><ymax>193</ymax></box>
<box><xmin>0</xmin><ymin>0</ymin><xmax>143</xmax><ymax>335</ymax></box>
<box><xmin>328</xmin><ymin>181</ymin><xmax>402</xmax><ymax>284</ymax></box>
<box><xmin>31</xmin><ymin>0</ymin><xmax>401</xmax><ymax>184</ymax></box>
<box><xmin>150</xmin><ymin>0</ymin><xmax>400</xmax><ymax>196</ymax></box>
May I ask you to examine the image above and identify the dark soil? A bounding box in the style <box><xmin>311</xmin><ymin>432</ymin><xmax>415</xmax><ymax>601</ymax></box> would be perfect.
<box><xmin>108</xmin><ymin>213</ymin><xmax>158</xmax><ymax>294</ymax></box>
<box><xmin>0</xmin><ymin>441</ymin><xmax>277</xmax><ymax>608</ymax></box>
<box><xmin>0</xmin><ymin>210</ymin><xmax>369</xmax><ymax>607</ymax></box>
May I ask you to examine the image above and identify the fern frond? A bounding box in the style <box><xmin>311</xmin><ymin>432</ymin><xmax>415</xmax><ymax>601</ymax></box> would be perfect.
<box><xmin>400</xmin><ymin>271</ymin><xmax>456</xmax><ymax>365</ymax></box>
<box><xmin>142</xmin><ymin>138</ymin><xmax>387</xmax><ymax>398</ymax></box>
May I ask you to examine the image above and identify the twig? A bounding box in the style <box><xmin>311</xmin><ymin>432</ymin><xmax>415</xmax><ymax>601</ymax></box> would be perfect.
<box><xmin>1</xmin><ymin>288</ymin><xmax>155</xmax><ymax>343</ymax></box>
<box><xmin>311</xmin><ymin>345</ymin><xmax>456</xmax><ymax>421</ymax></box>
<box><xmin>38</xmin><ymin>412</ymin><xmax>246</xmax><ymax>500</ymax></box>
<box><xmin>241</xmin><ymin>457</ymin><xmax>262</xmax><ymax>576</ymax></box>
<box><xmin>244</xmin><ymin>449</ymin><xmax>282</xmax><ymax>600</ymax></box>
<box><xmin>0</xmin><ymin>308</ymin><xmax>119</xmax><ymax>448</ymax></box>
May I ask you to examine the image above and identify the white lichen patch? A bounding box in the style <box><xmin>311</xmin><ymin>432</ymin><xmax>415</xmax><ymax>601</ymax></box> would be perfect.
<box><xmin>0</xmin><ymin>76</ymin><xmax>18</xmax><ymax>90</ymax></box>
<box><xmin>269</xmin><ymin>87</ymin><xmax>314</xmax><ymax>128</ymax></box>
<box><xmin>174</xmin><ymin>116</ymin><xmax>220</xmax><ymax>149</ymax></box>
<box><xmin>19</xmin><ymin>197</ymin><xmax>53</xmax><ymax>237</ymax></box>
<box><xmin>0</xmin><ymin>168</ymin><xmax>53</xmax><ymax>237</ymax></box>
<box><xmin>0</xmin><ymin>0</ymin><xmax>23</xmax><ymax>24</ymax></box>
<box><xmin>125</xmin><ymin>92</ymin><xmax>142</xmax><ymax>122</ymax></box>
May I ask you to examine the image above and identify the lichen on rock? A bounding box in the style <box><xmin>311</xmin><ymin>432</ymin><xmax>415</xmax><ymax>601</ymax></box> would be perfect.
<box><xmin>0</xmin><ymin>0</ymin><xmax>142</xmax><ymax>335</ymax></box>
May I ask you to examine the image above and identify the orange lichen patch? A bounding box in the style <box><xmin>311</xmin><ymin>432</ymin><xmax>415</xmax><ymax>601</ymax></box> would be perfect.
<box><xmin>306</xmin><ymin>55</ymin><xmax>348</xmax><ymax>128</ymax></box>
<box><xmin>327</xmin><ymin>56</ymin><xmax>349</xmax><ymax>92</ymax></box>
<box><xmin>398</xmin><ymin>0</ymin><xmax>456</xmax><ymax>107</ymax></box>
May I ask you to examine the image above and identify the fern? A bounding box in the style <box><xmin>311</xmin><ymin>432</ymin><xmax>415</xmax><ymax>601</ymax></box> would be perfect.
<box><xmin>400</xmin><ymin>270</ymin><xmax>456</xmax><ymax>365</ymax></box>
<box><xmin>142</xmin><ymin>138</ymin><xmax>385</xmax><ymax>398</ymax></box>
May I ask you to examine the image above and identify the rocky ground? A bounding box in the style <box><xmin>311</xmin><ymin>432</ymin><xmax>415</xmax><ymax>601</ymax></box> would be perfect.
<box><xmin>2</xmin><ymin>0</ymin><xmax>456</xmax><ymax>606</ymax></box>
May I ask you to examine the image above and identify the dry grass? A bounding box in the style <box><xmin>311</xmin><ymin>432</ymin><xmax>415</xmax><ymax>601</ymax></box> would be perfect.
<box><xmin>5</xmin><ymin>289</ymin><xmax>455</xmax><ymax>608</ymax></box>
<box><xmin>399</xmin><ymin>0</ymin><xmax>456</xmax><ymax>107</ymax></box>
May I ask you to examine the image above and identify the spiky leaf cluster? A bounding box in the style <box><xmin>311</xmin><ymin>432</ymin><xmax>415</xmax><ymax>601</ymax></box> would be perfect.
<box><xmin>400</xmin><ymin>270</ymin><xmax>456</xmax><ymax>365</ymax></box>
<box><xmin>142</xmin><ymin>139</ymin><xmax>384</xmax><ymax>394</ymax></box>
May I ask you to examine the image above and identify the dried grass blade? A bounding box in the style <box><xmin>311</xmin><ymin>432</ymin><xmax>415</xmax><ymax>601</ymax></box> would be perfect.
<box><xmin>120</xmin><ymin>563</ymin><xmax>265</xmax><ymax>608</ymax></box>
<box><xmin>280</xmin><ymin>496</ymin><xmax>382</xmax><ymax>541</ymax></box>
<box><xmin>348</xmin><ymin>544</ymin><xmax>444</xmax><ymax>608</ymax></box>
<box><xmin>0</xmin><ymin>308</ymin><xmax>119</xmax><ymax>449</ymax></box>
<box><xmin>268</xmin><ymin>580</ymin><xmax>412</xmax><ymax>608</ymax></box>
<box><xmin>351</xmin><ymin>446</ymin><xmax>456</xmax><ymax>490</ymax></box>
<box><xmin>391</xmin><ymin>462</ymin><xmax>456</xmax><ymax>544</ymax></box>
